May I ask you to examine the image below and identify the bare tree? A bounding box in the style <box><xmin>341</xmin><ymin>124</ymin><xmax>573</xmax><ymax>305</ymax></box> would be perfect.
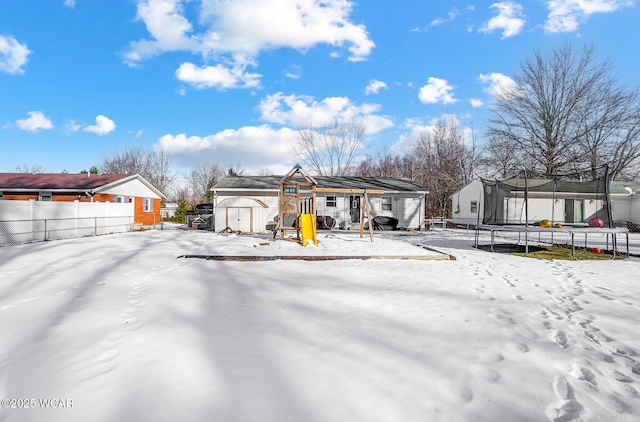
<box><xmin>99</xmin><ymin>146</ymin><xmax>175</xmax><ymax>194</ymax></box>
<box><xmin>414</xmin><ymin>116</ymin><xmax>474</xmax><ymax>217</ymax></box>
<box><xmin>486</xmin><ymin>42</ymin><xmax>640</xmax><ymax>179</ymax></box>
<box><xmin>14</xmin><ymin>164</ymin><xmax>45</xmax><ymax>174</ymax></box>
<box><xmin>186</xmin><ymin>162</ymin><xmax>226</xmax><ymax>203</ymax></box>
<box><xmin>294</xmin><ymin>119</ymin><xmax>368</xmax><ymax>176</ymax></box>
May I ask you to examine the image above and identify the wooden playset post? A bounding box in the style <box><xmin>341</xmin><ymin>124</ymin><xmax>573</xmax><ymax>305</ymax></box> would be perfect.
<box><xmin>358</xmin><ymin>191</ymin><xmax>374</xmax><ymax>242</ymax></box>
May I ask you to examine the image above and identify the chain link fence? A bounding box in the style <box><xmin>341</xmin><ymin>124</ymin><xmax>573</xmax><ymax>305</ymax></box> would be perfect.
<box><xmin>0</xmin><ymin>215</ymin><xmax>136</xmax><ymax>247</ymax></box>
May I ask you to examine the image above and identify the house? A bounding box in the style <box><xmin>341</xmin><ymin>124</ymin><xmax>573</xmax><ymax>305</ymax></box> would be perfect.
<box><xmin>0</xmin><ymin>173</ymin><xmax>165</xmax><ymax>225</ymax></box>
<box><xmin>451</xmin><ymin>177</ymin><xmax>637</xmax><ymax>228</ymax></box>
<box><xmin>211</xmin><ymin>169</ymin><xmax>428</xmax><ymax>233</ymax></box>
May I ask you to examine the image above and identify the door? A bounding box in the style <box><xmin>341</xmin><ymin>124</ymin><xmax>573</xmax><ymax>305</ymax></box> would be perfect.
<box><xmin>227</xmin><ymin>207</ymin><xmax>252</xmax><ymax>232</ymax></box>
<box><xmin>564</xmin><ymin>199</ymin><xmax>584</xmax><ymax>223</ymax></box>
<box><xmin>349</xmin><ymin>195</ymin><xmax>361</xmax><ymax>223</ymax></box>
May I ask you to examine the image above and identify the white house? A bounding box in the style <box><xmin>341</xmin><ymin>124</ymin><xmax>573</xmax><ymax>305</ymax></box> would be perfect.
<box><xmin>211</xmin><ymin>172</ymin><xmax>428</xmax><ymax>233</ymax></box>
<box><xmin>451</xmin><ymin>178</ymin><xmax>637</xmax><ymax>228</ymax></box>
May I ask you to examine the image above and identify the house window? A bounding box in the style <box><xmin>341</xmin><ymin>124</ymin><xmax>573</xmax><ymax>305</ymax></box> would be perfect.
<box><xmin>114</xmin><ymin>195</ymin><xmax>125</xmax><ymax>203</ymax></box>
<box><xmin>39</xmin><ymin>193</ymin><xmax>52</xmax><ymax>201</ymax></box>
<box><xmin>0</xmin><ymin>192</ymin><xmax>3</xmax><ymax>200</ymax></box>
<box><xmin>326</xmin><ymin>196</ymin><xmax>337</xmax><ymax>207</ymax></box>
<box><xmin>470</xmin><ymin>201</ymin><xmax>478</xmax><ymax>213</ymax></box>
<box><xmin>381</xmin><ymin>197</ymin><xmax>392</xmax><ymax>211</ymax></box>
<box><xmin>143</xmin><ymin>198</ymin><xmax>154</xmax><ymax>212</ymax></box>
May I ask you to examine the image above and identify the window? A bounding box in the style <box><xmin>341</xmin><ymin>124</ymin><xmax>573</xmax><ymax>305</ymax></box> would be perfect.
<box><xmin>470</xmin><ymin>201</ymin><xmax>478</xmax><ymax>213</ymax></box>
<box><xmin>326</xmin><ymin>196</ymin><xmax>337</xmax><ymax>207</ymax></box>
<box><xmin>114</xmin><ymin>195</ymin><xmax>125</xmax><ymax>203</ymax></box>
<box><xmin>39</xmin><ymin>193</ymin><xmax>52</xmax><ymax>201</ymax></box>
<box><xmin>0</xmin><ymin>192</ymin><xmax>3</xmax><ymax>200</ymax></box>
<box><xmin>381</xmin><ymin>197</ymin><xmax>392</xmax><ymax>211</ymax></box>
<box><xmin>143</xmin><ymin>198</ymin><xmax>154</xmax><ymax>212</ymax></box>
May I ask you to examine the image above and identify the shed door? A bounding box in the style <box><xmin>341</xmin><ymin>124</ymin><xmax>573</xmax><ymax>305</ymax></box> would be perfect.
<box><xmin>227</xmin><ymin>207</ymin><xmax>252</xmax><ymax>232</ymax></box>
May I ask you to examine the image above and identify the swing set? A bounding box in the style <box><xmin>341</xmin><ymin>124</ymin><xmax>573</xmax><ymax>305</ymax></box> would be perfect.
<box><xmin>276</xmin><ymin>165</ymin><xmax>383</xmax><ymax>244</ymax></box>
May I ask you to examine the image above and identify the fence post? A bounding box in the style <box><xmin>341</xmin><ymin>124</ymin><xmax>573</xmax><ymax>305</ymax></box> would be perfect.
<box><xmin>44</xmin><ymin>219</ymin><xmax>47</xmax><ymax>241</ymax></box>
<box><xmin>94</xmin><ymin>217</ymin><xmax>98</xmax><ymax>236</ymax></box>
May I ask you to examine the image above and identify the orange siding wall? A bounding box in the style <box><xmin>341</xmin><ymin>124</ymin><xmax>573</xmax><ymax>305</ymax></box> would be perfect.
<box><xmin>133</xmin><ymin>197</ymin><xmax>162</xmax><ymax>226</ymax></box>
<box><xmin>2</xmin><ymin>194</ymin><xmax>38</xmax><ymax>200</ymax></box>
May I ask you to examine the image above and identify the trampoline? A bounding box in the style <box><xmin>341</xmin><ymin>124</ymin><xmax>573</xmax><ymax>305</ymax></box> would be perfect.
<box><xmin>475</xmin><ymin>225</ymin><xmax>629</xmax><ymax>259</ymax></box>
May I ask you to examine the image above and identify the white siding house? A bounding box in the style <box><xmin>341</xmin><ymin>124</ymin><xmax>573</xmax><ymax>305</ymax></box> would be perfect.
<box><xmin>451</xmin><ymin>178</ymin><xmax>636</xmax><ymax>227</ymax></box>
<box><xmin>212</xmin><ymin>174</ymin><xmax>428</xmax><ymax>233</ymax></box>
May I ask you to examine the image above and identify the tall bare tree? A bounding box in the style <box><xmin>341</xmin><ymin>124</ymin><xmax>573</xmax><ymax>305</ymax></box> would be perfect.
<box><xmin>486</xmin><ymin>42</ymin><xmax>640</xmax><ymax>179</ymax></box>
<box><xmin>414</xmin><ymin>116</ymin><xmax>474</xmax><ymax>217</ymax></box>
<box><xmin>186</xmin><ymin>162</ymin><xmax>226</xmax><ymax>203</ymax></box>
<box><xmin>294</xmin><ymin>119</ymin><xmax>368</xmax><ymax>176</ymax></box>
<box><xmin>99</xmin><ymin>146</ymin><xmax>175</xmax><ymax>194</ymax></box>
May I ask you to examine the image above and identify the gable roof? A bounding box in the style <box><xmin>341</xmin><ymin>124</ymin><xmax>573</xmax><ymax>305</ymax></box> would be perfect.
<box><xmin>212</xmin><ymin>175</ymin><xmax>427</xmax><ymax>193</ymax></box>
<box><xmin>0</xmin><ymin>173</ymin><xmax>166</xmax><ymax>199</ymax></box>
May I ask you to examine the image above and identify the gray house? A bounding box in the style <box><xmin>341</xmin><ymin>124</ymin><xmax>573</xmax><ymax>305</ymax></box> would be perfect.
<box><xmin>211</xmin><ymin>174</ymin><xmax>428</xmax><ymax>233</ymax></box>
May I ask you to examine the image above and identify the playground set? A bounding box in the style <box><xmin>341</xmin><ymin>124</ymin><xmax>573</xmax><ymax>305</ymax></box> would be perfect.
<box><xmin>274</xmin><ymin>165</ymin><xmax>383</xmax><ymax>246</ymax></box>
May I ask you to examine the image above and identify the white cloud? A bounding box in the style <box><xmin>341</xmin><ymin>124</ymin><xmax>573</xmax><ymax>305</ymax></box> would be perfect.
<box><xmin>83</xmin><ymin>115</ymin><xmax>116</xmax><ymax>135</ymax></box>
<box><xmin>544</xmin><ymin>0</ymin><xmax>633</xmax><ymax>33</ymax></box>
<box><xmin>418</xmin><ymin>77</ymin><xmax>458</xmax><ymax>104</ymax></box>
<box><xmin>364</xmin><ymin>80</ymin><xmax>388</xmax><ymax>95</ymax></box>
<box><xmin>478</xmin><ymin>72</ymin><xmax>518</xmax><ymax>99</ymax></box>
<box><xmin>125</xmin><ymin>0</ymin><xmax>375</xmax><ymax>80</ymax></box>
<box><xmin>470</xmin><ymin>98</ymin><xmax>484</xmax><ymax>107</ymax></box>
<box><xmin>479</xmin><ymin>2</ymin><xmax>526</xmax><ymax>39</ymax></box>
<box><xmin>124</xmin><ymin>0</ymin><xmax>199</xmax><ymax>64</ymax></box>
<box><xmin>0</xmin><ymin>35</ymin><xmax>32</xmax><ymax>75</ymax></box>
<box><xmin>431</xmin><ymin>9</ymin><xmax>459</xmax><ymax>26</ymax></box>
<box><xmin>64</xmin><ymin>0</ymin><xmax>76</xmax><ymax>8</ymax></box>
<box><xmin>64</xmin><ymin>119</ymin><xmax>81</xmax><ymax>133</ymax></box>
<box><xmin>156</xmin><ymin>125</ymin><xmax>298</xmax><ymax>172</ymax></box>
<box><xmin>284</xmin><ymin>64</ymin><xmax>302</xmax><ymax>80</ymax></box>
<box><xmin>257</xmin><ymin>92</ymin><xmax>394</xmax><ymax>134</ymax></box>
<box><xmin>175</xmin><ymin>62</ymin><xmax>261</xmax><ymax>90</ymax></box>
<box><xmin>15</xmin><ymin>111</ymin><xmax>54</xmax><ymax>132</ymax></box>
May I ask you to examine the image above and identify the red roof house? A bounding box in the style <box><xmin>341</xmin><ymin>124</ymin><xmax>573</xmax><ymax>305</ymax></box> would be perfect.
<box><xmin>0</xmin><ymin>173</ymin><xmax>166</xmax><ymax>225</ymax></box>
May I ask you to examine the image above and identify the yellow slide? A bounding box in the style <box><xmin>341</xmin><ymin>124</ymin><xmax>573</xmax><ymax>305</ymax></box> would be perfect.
<box><xmin>299</xmin><ymin>213</ymin><xmax>318</xmax><ymax>246</ymax></box>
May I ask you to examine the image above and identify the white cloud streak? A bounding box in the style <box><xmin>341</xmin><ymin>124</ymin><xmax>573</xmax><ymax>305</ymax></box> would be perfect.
<box><xmin>479</xmin><ymin>2</ymin><xmax>526</xmax><ymax>39</ymax></box>
<box><xmin>431</xmin><ymin>9</ymin><xmax>459</xmax><ymax>26</ymax></box>
<box><xmin>418</xmin><ymin>77</ymin><xmax>458</xmax><ymax>104</ymax></box>
<box><xmin>175</xmin><ymin>62</ymin><xmax>261</xmax><ymax>90</ymax></box>
<box><xmin>257</xmin><ymin>92</ymin><xmax>394</xmax><ymax>134</ymax></box>
<box><xmin>0</xmin><ymin>35</ymin><xmax>32</xmax><ymax>75</ymax></box>
<box><xmin>15</xmin><ymin>111</ymin><xmax>54</xmax><ymax>132</ymax></box>
<box><xmin>544</xmin><ymin>0</ymin><xmax>633</xmax><ymax>33</ymax></box>
<box><xmin>156</xmin><ymin>125</ymin><xmax>298</xmax><ymax>171</ymax></box>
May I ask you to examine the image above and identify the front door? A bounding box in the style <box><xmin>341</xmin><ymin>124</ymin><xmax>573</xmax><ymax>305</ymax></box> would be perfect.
<box><xmin>227</xmin><ymin>207</ymin><xmax>252</xmax><ymax>232</ymax></box>
<box><xmin>349</xmin><ymin>195</ymin><xmax>361</xmax><ymax>223</ymax></box>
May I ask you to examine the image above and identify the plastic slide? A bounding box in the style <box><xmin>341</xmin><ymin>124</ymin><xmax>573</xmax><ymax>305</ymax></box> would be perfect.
<box><xmin>299</xmin><ymin>213</ymin><xmax>318</xmax><ymax>246</ymax></box>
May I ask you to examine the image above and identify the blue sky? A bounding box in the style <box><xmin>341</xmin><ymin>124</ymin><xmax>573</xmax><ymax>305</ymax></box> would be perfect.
<box><xmin>1</xmin><ymin>0</ymin><xmax>639</xmax><ymax>177</ymax></box>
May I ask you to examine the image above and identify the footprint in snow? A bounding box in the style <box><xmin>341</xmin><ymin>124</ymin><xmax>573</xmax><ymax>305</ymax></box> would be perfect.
<box><xmin>546</xmin><ymin>376</ymin><xmax>583</xmax><ymax>422</ymax></box>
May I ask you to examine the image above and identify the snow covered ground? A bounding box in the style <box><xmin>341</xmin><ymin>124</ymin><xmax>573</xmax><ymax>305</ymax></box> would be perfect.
<box><xmin>1</xmin><ymin>228</ymin><xmax>639</xmax><ymax>422</ymax></box>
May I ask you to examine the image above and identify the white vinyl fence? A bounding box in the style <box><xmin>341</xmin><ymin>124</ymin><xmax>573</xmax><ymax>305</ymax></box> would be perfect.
<box><xmin>0</xmin><ymin>200</ymin><xmax>135</xmax><ymax>246</ymax></box>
